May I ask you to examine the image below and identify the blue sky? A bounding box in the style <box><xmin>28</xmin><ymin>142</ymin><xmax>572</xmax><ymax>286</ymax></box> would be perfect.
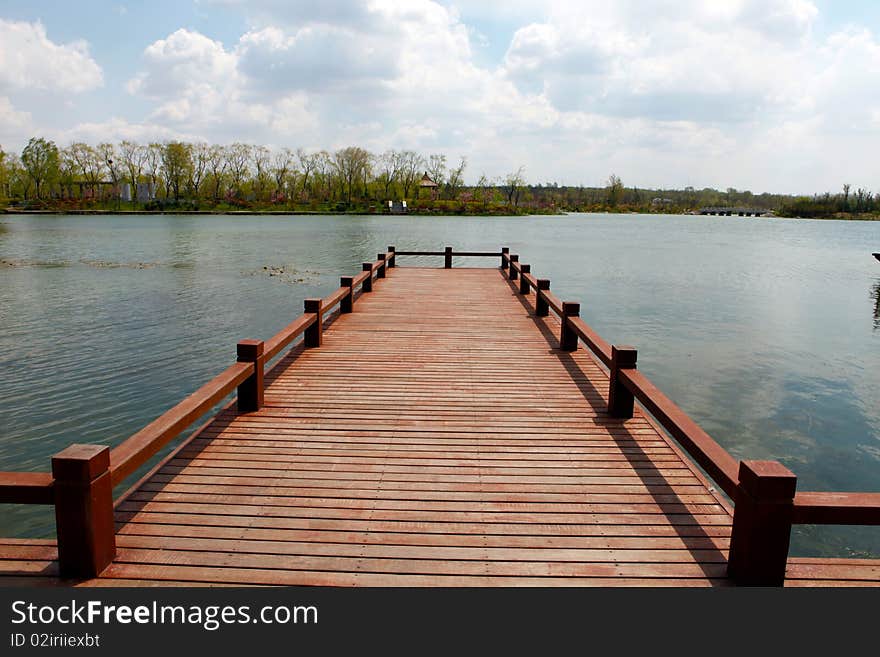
<box><xmin>1</xmin><ymin>1</ymin><xmax>879</xmax><ymax>194</ymax></box>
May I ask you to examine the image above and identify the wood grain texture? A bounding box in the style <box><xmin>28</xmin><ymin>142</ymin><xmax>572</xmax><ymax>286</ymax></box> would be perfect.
<box><xmin>2</xmin><ymin>266</ymin><xmax>877</xmax><ymax>587</ymax></box>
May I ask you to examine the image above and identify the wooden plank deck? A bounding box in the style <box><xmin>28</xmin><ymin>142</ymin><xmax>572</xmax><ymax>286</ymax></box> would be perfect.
<box><xmin>2</xmin><ymin>266</ymin><xmax>878</xmax><ymax>586</ymax></box>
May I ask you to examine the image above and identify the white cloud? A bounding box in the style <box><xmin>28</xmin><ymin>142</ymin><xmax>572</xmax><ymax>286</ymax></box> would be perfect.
<box><xmin>0</xmin><ymin>19</ymin><xmax>103</xmax><ymax>93</ymax></box>
<box><xmin>61</xmin><ymin>1</ymin><xmax>880</xmax><ymax>192</ymax></box>
<box><xmin>0</xmin><ymin>96</ymin><xmax>33</xmax><ymax>146</ymax></box>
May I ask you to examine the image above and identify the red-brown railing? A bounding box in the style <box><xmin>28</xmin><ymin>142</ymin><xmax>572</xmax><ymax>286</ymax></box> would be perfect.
<box><xmin>1</xmin><ymin>245</ymin><xmax>877</xmax><ymax>585</ymax></box>
<box><xmin>0</xmin><ymin>248</ymin><xmax>398</xmax><ymax>578</ymax></box>
<box><xmin>502</xmin><ymin>249</ymin><xmax>880</xmax><ymax>586</ymax></box>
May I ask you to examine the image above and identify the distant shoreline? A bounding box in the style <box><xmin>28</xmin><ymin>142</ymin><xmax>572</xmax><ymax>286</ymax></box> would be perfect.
<box><xmin>3</xmin><ymin>208</ymin><xmax>879</xmax><ymax>220</ymax></box>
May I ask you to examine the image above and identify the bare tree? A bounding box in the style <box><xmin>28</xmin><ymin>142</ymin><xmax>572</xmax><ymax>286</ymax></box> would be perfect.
<box><xmin>119</xmin><ymin>140</ymin><xmax>147</xmax><ymax>203</ymax></box>
<box><xmin>225</xmin><ymin>143</ymin><xmax>252</xmax><ymax>195</ymax></box>
<box><xmin>296</xmin><ymin>148</ymin><xmax>319</xmax><ymax>199</ymax></box>
<box><xmin>446</xmin><ymin>156</ymin><xmax>467</xmax><ymax>200</ymax></box>
<box><xmin>145</xmin><ymin>143</ymin><xmax>164</xmax><ymax>197</ymax></box>
<box><xmin>70</xmin><ymin>142</ymin><xmax>105</xmax><ymax>199</ymax></box>
<box><xmin>58</xmin><ymin>145</ymin><xmax>78</xmax><ymax>199</ymax></box>
<box><xmin>271</xmin><ymin>148</ymin><xmax>293</xmax><ymax>199</ymax></box>
<box><xmin>427</xmin><ymin>153</ymin><xmax>447</xmax><ymax>189</ymax></box>
<box><xmin>188</xmin><ymin>142</ymin><xmax>209</xmax><ymax>199</ymax></box>
<box><xmin>251</xmin><ymin>145</ymin><xmax>271</xmax><ymax>201</ymax></box>
<box><xmin>97</xmin><ymin>143</ymin><xmax>122</xmax><ymax>201</ymax></box>
<box><xmin>376</xmin><ymin>150</ymin><xmax>402</xmax><ymax>199</ymax></box>
<box><xmin>398</xmin><ymin>151</ymin><xmax>424</xmax><ymax>199</ymax></box>
<box><xmin>207</xmin><ymin>144</ymin><xmax>226</xmax><ymax>200</ymax></box>
<box><xmin>332</xmin><ymin>146</ymin><xmax>371</xmax><ymax>204</ymax></box>
<box><xmin>503</xmin><ymin>166</ymin><xmax>526</xmax><ymax>207</ymax></box>
<box><xmin>314</xmin><ymin>150</ymin><xmax>333</xmax><ymax>201</ymax></box>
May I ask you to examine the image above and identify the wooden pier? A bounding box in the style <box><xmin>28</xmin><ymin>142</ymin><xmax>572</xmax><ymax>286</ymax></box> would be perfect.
<box><xmin>1</xmin><ymin>248</ymin><xmax>879</xmax><ymax>586</ymax></box>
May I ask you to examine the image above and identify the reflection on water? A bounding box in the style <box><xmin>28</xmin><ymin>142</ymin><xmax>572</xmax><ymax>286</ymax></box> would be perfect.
<box><xmin>0</xmin><ymin>213</ymin><xmax>878</xmax><ymax>557</ymax></box>
<box><xmin>872</xmin><ymin>280</ymin><xmax>880</xmax><ymax>330</ymax></box>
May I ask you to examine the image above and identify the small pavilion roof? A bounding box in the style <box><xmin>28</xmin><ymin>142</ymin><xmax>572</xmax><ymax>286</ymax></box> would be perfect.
<box><xmin>419</xmin><ymin>172</ymin><xmax>439</xmax><ymax>187</ymax></box>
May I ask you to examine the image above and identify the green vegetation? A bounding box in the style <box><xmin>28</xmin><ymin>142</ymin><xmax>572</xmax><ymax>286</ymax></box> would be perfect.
<box><xmin>777</xmin><ymin>185</ymin><xmax>880</xmax><ymax>219</ymax></box>
<box><xmin>0</xmin><ymin>137</ymin><xmax>877</xmax><ymax>219</ymax></box>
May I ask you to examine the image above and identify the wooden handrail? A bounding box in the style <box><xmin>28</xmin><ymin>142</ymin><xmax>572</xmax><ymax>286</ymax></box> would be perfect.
<box><xmin>322</xmin><ymin>285</ymin><xmax>350</xmax><ymax>310</ymax></box>
<box><xmin>503</xmin><ymin>257</ymin><xmax>738</xmax><ymax>498</ymax></box>
<box><xmin>109</xmin><ymin>361</ymin><xmax>252</xmax><ymax>486</ymax></box>
<box><xmin>617</xmin><ymin>368</ymin><xmax>741</xmax><ymax>499</ymax></box>
<box><xmin>0</xmin><ymin>472</ymin><xmax>54</xmax><ymax>504</ymax></box>
<box><xmin>568</xmin><ymin>317</ymin><xmax>612</xmax><ymax>367</ymax></box>
<box><xmin>394</xmin><ymin>250</ymin><xmax>502</xmax><ymax>257</ymax></box>
<box><xmin>792</xmin><ymin>492</ymin><xmax>880</xmax><ymax>525</ymax></box>
<box><xmin>108</xmin><ymin>250</ymin><xmax>394</xmax><ymax>487</ymax></box>
<box><xmin>2</xmin><ymin>246</ymin><xmax>877</xmax><ymax>584</ymax></box>
<box><xmin>264</xmin><ymin>314</ymin><xmax>316</xmax><ymax>362</ymax></box>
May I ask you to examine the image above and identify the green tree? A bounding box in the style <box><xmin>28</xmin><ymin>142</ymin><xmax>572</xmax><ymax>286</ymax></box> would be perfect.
<box><xmin>606</xmin><ymin>173</ymin><xmax>624</xmax><ymax>208</ymax></box>
<box><xmin>161</xmin><ymin>141</ymin><xmax>192</xmax><ymax>201</ymax></box>
<box><xmin>21</xmin><ymin>137</ymin><xmax>60</xmax><ymax>199</ymax></box>
<box><xmin>332</xmin><ymin>146</ymin><xmax>370</xmax><ymax>204</ymax></box>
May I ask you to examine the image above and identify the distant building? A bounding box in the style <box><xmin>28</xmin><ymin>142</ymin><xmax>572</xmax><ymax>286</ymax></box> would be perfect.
<box><xmin>418</xmin><ymin>172</ymin><xmax>439</xmax><ymax>199</ymax></box>
<box><xmin>136</xmin><ymin>183</ymin><xmax>156</xmax><ymax>202</ymax></box>
<box><xmin>120</xmin><ymin>184</ymin><xmax>131</xmax><ymax>202</ymax></box>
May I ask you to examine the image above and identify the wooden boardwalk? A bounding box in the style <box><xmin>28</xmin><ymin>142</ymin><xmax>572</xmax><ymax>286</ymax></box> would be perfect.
<box><xmin>2</xmin><ymin>260</ymin><xmax>879</xmax><ymax>586</ymax></box>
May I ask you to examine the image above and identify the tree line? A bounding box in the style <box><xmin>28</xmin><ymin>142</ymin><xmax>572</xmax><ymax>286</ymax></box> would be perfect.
<box><xmin>0</xmin><ymin>137</ymin><xmax>876</xmax><ymax>218</ymax></box>
<box><xmin>0</xmin><ymin>137</ymin><xmax>479</xmax><ymax>210</ymax></box>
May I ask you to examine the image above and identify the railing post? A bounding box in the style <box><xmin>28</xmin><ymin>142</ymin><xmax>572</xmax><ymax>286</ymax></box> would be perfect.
<box><xmin>608</xmin><ymin>345</ymin><xmax>637</xmax><ymax>418</ymax></box>
<box><xmin>536</xmin><ymin>279</ymin><xmax>550</xmax><ymax>316</ymax></box>
<box><xmin>52</xmin><ymin>444</ymin><xmax>115</xmax><ymax>578</ymax></box>
<box><xmin>501</xmin><ymin>247</ymin><xmax>510</xmax><ymax>270</ymax></box>
<box><xmin>444</xmin><ymin>246</ymin><xmax>453</xmax><ymax>269</ymax></box>
<box><xmin>387</xmin><ymin>246</ymin><xmax>395</xmax><ymax>268</ymax></box>
<box><xmin>509</xmin><ymin>255</ymin><xmax>519</xmax><ymax>280</ymax></box>
<box><xmin>519</xmin><ymin>264</ymin><xmax>531</xmax><ymax>294</ymax></box>
<box><xmin>304</xmin><ymin>298</ymin><xmax>323</xmax><ymax>348</ymax></box>
<box><xmin>377</xmin><ymin>254</ymin><xmax>387</xmax><ymax>279</ymax></box>
<box><xmin>340</xmin><ymin>276</ymin><xmax>354</xmax><ymax>313</ymax></box>
<box><xmin>362</xmin><ymin>263</ymin><xmax>373</xmax><ymax>293</ymax></box>
<box><xmin>559</xmin><ymin>301</ymin><xmax>579</xmax><ymax>352</ymax></box>
<box><xmin>728</xmin><ymin>460</ymin><xmax>797</xmax><ymax>586</ymax></box>
<box><xmin>236</xmin><ymin>339</ymin><xmax>265</xmax><ymax>413</ymax></box>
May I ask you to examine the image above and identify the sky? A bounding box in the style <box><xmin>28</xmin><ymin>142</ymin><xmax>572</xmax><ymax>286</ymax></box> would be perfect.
<box><xmin>0</xmin><ymin>0</ymin><xmax>878</xmax><ymax>194</ymax></box>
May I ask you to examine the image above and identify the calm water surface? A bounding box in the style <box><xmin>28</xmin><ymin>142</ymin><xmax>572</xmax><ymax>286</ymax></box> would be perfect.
<box><xmin>1</xmin><ymin>213</ymin><xmax>878</xmax><ymax>557</ymax></box>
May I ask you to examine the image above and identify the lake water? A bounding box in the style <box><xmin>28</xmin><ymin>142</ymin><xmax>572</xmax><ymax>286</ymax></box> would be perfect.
<box><xmin>1</xmin><ymin>213</ymin><xmax>878</xmax><ymax>558</ymax></box>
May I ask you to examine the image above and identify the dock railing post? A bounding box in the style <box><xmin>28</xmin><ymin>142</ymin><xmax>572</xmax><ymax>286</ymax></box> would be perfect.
<box><xmin>236</xmin><ymin>339</ymin><xmax>265</xmax><ymax>412</ymax></box>
<box><xmin>52</xmin><ymin>444</ymin><xmax>115</xmax><ymax>578</ymax></box>
<box><xmin>377</xmin><ymin>254</ymin><xmax>387</xmax><ymax>279</ymax></box>
<box><xmin>304</xmin><ymin>298</ymin><xmax>323</xmax><ymax>348</ymax></box>
<box><xmin>727</xmin><ymin>460</ymin><xmax>797</xmax><ymax>586</ymax></box>
<box><xmin>536</xmin><ymin>279</ymin><xmax>550</xmax><ymax>316</ymax></box>
<box><xmin>340</xmin><ymin>276</ymin><xmax>354</xmax><ymax>313</ymax></box>
<box><xmin>519</xmin><ymin>264</ymin><xmax>531</xmax><ymax>294</ymax></box>
<box><xmin>501</xmin><ymin>247</ymin><xmax>510</xmax><ymax>270</ymax></box>
<box><xmin>362</xmin><ymin>263</ymin><xmax>373</xmax><ymax>293</ymax></box>
<box><xmin>608</xmin><ymin>345</ymin><xmax>637</xmax><ymax>418</ymax></box>
<box><xmin>445</xmin><ymin>246</ymin><xmax>453</xmax><ymax>269</ymax></box>
<box><xmin>560</xmin><ymin>302</ymin><xmax>580</xmax><ymax>351</ymax></box>
<box><xmin>509</xmin><ymin>255</ymin><xmax>519</xmax><ymax>281</ymax></box>
<box><xmin>387</xmin><ymin>246</ymin><xmax>396</xmax><ymax>268</ymax></box>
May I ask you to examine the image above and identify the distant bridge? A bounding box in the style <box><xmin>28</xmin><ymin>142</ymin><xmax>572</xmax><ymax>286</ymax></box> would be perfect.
<box><xmin>697</xmin><ymin>206</ymin><xmax>772</xmax><ymax>217</ymax></box>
